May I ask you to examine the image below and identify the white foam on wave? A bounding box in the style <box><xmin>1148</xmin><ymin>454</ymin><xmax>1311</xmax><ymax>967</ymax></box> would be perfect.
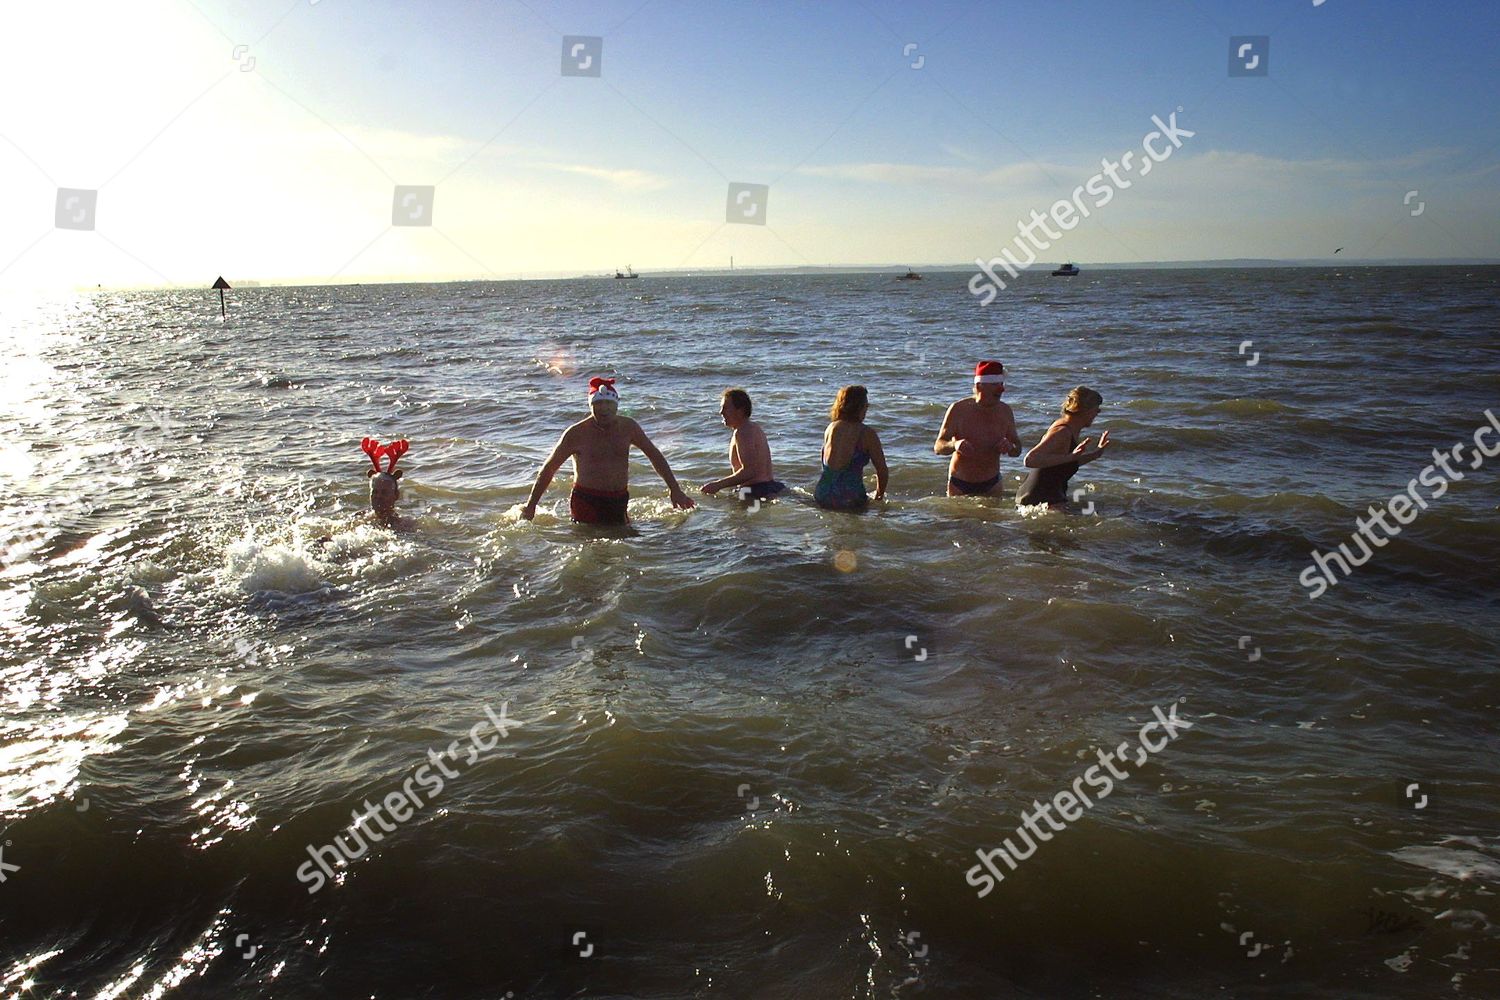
<box><xmin>1393</xmin><ymin>840</ymin><xmax>1500</xmax><ymax>884</ymax></box>
<box><xmin>1016</xmin><ymin>501</ymin><xmax>1062</xmax><ymax>520</ymax></box>
<box><xmin>499</xmin><ymin>501</ymin><xmax>560</xmax><ymax>526</ymax></box>
<box><xmin>220</xmin><ymin>515</ymin><xmax>426</xmax><ymax>595</ymax></box>
<box><xmin>222</xmin><ymin>526</ymin><xmax>328</xmax><ymax>595</ymax></box>
<box><xmin>490</xmin><ymin>496</ymin><xmax>692</xmax><ymax>531</ymax></box>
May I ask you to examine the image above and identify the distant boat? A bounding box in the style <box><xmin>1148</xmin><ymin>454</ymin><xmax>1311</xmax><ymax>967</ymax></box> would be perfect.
<box><xmin>614</xmin><ymin>266</ymin><xmax>639</xmax><ymax>279</ymax></box>
<box><xmin>896</xmin><ymin>268</ymin><xmax>922</xmax><ymax>281</ymax></box>
<box><xmin>1051</xmin><ymin>262</ymin><xmax>1080</xmax><ymax>277</ymax></box>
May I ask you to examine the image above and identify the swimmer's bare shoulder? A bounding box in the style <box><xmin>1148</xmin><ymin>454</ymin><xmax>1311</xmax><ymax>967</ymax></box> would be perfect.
<box><xmin>946</xmin><ymin>397</ymin><xmax>980</xmax><ymax>431</ymax></box>
<box><xmin>744</xmin><ymin>419</ymin><xmax>770</xmax><ymax>449</ymax></box>
<box><xmin>556</xmin><ymin>417</ymin><xmax>603</xmax><ymax>456</ymax></box>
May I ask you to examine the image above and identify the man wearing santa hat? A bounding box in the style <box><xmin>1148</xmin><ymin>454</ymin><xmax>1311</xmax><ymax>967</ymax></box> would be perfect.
<box><xmin>933</xmin><ymin>360</ymin><xmax>1023</xmax><ymax>497</ymax></box>
<box><xmin>520</xmin><ymin>376</ymin><xmax>696</xmax><ymax>524</ymax></box>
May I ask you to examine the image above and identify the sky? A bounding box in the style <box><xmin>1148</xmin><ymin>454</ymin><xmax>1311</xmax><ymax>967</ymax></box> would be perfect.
<box><xmin>1</xmin><ymin>0</ymin><xmax>1497</xmax><ymax>288</ymax></box>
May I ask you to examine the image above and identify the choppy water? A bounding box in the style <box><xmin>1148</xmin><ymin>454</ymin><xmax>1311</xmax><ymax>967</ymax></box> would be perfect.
<box><xmin>3</xmin><ymin>266</ymin><xmax>1499</xmax><ymax>998</ymax></box>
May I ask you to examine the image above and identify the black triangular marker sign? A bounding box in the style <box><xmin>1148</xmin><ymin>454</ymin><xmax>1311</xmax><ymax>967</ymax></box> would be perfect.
<box><xmin>212</xmin><ymin>276</ymin><xmax>231</xmax><ymax>289</ymax></box>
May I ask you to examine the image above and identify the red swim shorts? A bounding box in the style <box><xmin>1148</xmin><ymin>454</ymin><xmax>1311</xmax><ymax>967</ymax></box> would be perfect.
<box><xmin>570</xmin><ymin>485</ymin><xmax>630</xmax><ymax>525</ymax></box>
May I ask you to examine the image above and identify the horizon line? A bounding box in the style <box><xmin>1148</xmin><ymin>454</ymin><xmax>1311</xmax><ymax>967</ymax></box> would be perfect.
<box><xmin>38</xmin><ymin>257</ymin><xmax>1500</xmax><ymax>293</ymax></box>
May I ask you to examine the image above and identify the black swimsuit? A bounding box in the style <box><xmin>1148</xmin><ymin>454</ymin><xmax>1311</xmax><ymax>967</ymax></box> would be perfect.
<box><xmin>1016</xmin><ymin>429</ymin><xmax>1080</xmax><ymax>507</ymax></box>
<box><xmin>741</xmin><ymin>480</ymin><xmax>787</xmax><ymax>501</ymax></box>
<box><xmin>949</xmin><ymin>473</ymin><xmax>1000</xmax><ymax>496</ymax></box>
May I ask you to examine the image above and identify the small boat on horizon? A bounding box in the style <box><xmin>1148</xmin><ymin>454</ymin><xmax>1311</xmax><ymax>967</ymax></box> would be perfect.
<box><xmin>614</xmin><ymin>266</ymin><xmax>639</xmax><ymax>279</ymax></box>
<box><xmin>896</xmin><ymin>268</ymin><xmax>922</xmax><ymax>281</ymax></box>
<box><xmin>1051</xmin><ymin>262</ymin><xmax>1080</xmax><ymax>277</ymax></box>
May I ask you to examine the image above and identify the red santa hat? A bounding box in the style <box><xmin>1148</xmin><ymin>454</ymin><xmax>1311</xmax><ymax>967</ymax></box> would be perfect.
<box><xmin>974</xmin><ymin>360</ymin><xmax>1006</xmax><ymax>385</ymax></box>
<box><xmin>588</xmin><ymin>376</ymin><xmax>619</xmax><ymax>403</ymax></box>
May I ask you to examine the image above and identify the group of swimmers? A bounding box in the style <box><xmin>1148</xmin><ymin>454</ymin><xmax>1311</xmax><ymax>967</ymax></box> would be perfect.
<box><xmin>505</xmin><ymin>361</ymin><xmax>1112</xmax><ymax>526</ymax></box>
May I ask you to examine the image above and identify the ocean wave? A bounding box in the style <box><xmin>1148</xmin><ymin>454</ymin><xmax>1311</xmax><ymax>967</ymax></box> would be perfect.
<box><xmin>1117</xmin><ymin>397</ymin><xmax>1294</xmax><ymax>420</ymax></box>
<box><xmin>1195</xmin><ymin>489</ymin><xmax>1352</xmax><ymax>520</ymax></box>
<box><xmin>249</xmin><ymin>372</ymin><xmax>298</xmax><ymax>389</ymax></box>
<box><xmin>1204</xmin><ymin>397</ymin><xmax>1293</xmax><ymax>417</ymax></box>
<box><xmin>218</xmin><ymin>517</ymin><xmax>430</xmax><ymax>598</ymax></box>
<box><xmin>1328</xmin><ymin>321</ymin><xmax>1426</xmax><ymax>336</ymax></box>
<box><xmin>1393</xmin><ymin>839</ymin><xmax>1500</xmax><ymax>882</ymax></box>
<box><xmin>221</xmin><ymin>528</ymin><xmax>330</xmax><ymax>595</ymax></box>
<box><xmin>1117</xmin><ymin>426</ymin><xmax>1223</xmax><ymax>450</ymax></box>
<box><xmin>1306</xmin><ymin>313</ymin><xmax>1398</xmax><ymax>325</ymax></box>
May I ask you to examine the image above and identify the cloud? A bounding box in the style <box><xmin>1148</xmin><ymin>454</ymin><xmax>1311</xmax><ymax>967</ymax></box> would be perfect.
<box><xmin>1457</xmin><ymin>161</ymin><xmax>1500</xmax><ymax>182</ymax></box>
<box><xmin>325</xmin><ymin>124</ymin><xmax>473</xmax><ymax>167</ymax></box>
<box><xmin>939</xmin><ymin>143</ymin><xmax>983</xmax><ymax>164</ymax></box>
<box><xmin>794</xmin><ymin>146</ymin><xmax>1477</xmax><ymax>201</ymax></box>
<box><xmin>1178</xmin><ymin>147</ymin><xmax>1470</xmax><ymax>186</ymax></box>
<box><xmin>543</xmin><ymin>164</ymin><xmax>672</xmax><ymax>191</ymax></box>
<box><xmin>796</xmin><ymin>160</ymin><xmax>1066</xmax><ymax>190</ymax></box>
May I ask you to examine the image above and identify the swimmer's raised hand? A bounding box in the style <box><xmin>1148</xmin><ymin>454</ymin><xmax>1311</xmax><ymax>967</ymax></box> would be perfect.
<box><xmin>1074</xmin><ymin>430</ymin><xmax>1112</xmax><ymax>463</ymax></box>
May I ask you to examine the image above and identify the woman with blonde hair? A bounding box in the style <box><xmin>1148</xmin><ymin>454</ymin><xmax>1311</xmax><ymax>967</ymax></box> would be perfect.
<box><xmin>1017</xmin><ymin>386</ymin><xmax>1112</xmax><ymax>508</ymax></box>
<box><xmin>814</xmin><ymin>385</ymin><xmax>888</xmax><ymax>510</ymax></box>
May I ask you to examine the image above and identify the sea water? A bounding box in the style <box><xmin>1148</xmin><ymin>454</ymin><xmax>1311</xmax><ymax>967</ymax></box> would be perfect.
<box><xmin>2</xmin><ymin>266</ymin><xmax>1498</xmax><ymax>997</ymax></box>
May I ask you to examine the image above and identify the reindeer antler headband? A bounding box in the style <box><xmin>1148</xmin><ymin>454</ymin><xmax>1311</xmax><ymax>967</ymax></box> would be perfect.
<box><xmin>361</xmin><ymin>437</ymin><xmax>410</xmax><ymax>475</ymax></box>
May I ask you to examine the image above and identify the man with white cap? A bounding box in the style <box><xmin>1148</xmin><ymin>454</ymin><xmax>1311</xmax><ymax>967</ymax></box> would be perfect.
<box><xmin>520</xmin><ymin>376</ymin><xmax>696</xmax><ymax>524</ymax></box>
<box><xmin>933</xmin><ymin>360</ymin><xmax>1022</xmax><ymax>497</ymax></box>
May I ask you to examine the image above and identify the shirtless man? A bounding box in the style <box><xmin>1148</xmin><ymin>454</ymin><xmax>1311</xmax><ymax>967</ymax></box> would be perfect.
<box><xmin>933</xmin><ymin>360</ymin><xmax>1022</xmax><ymax>497</ymax></box>
<box><xmin>520</xmin><ymin>376</ymin><xmax>696</xmax><ymax>524</ymax></box>
<box><xmin>701</xmin><ymin>388</ymin><xmax>785</xmax><ymax>502</ymax></box>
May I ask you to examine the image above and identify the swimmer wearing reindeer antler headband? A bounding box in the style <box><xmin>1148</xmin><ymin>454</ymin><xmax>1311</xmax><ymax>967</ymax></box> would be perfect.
<box><xmin>361</xmin><ymin>437</ymin><xmax>410</xmax><ymax>526</ymax></box>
